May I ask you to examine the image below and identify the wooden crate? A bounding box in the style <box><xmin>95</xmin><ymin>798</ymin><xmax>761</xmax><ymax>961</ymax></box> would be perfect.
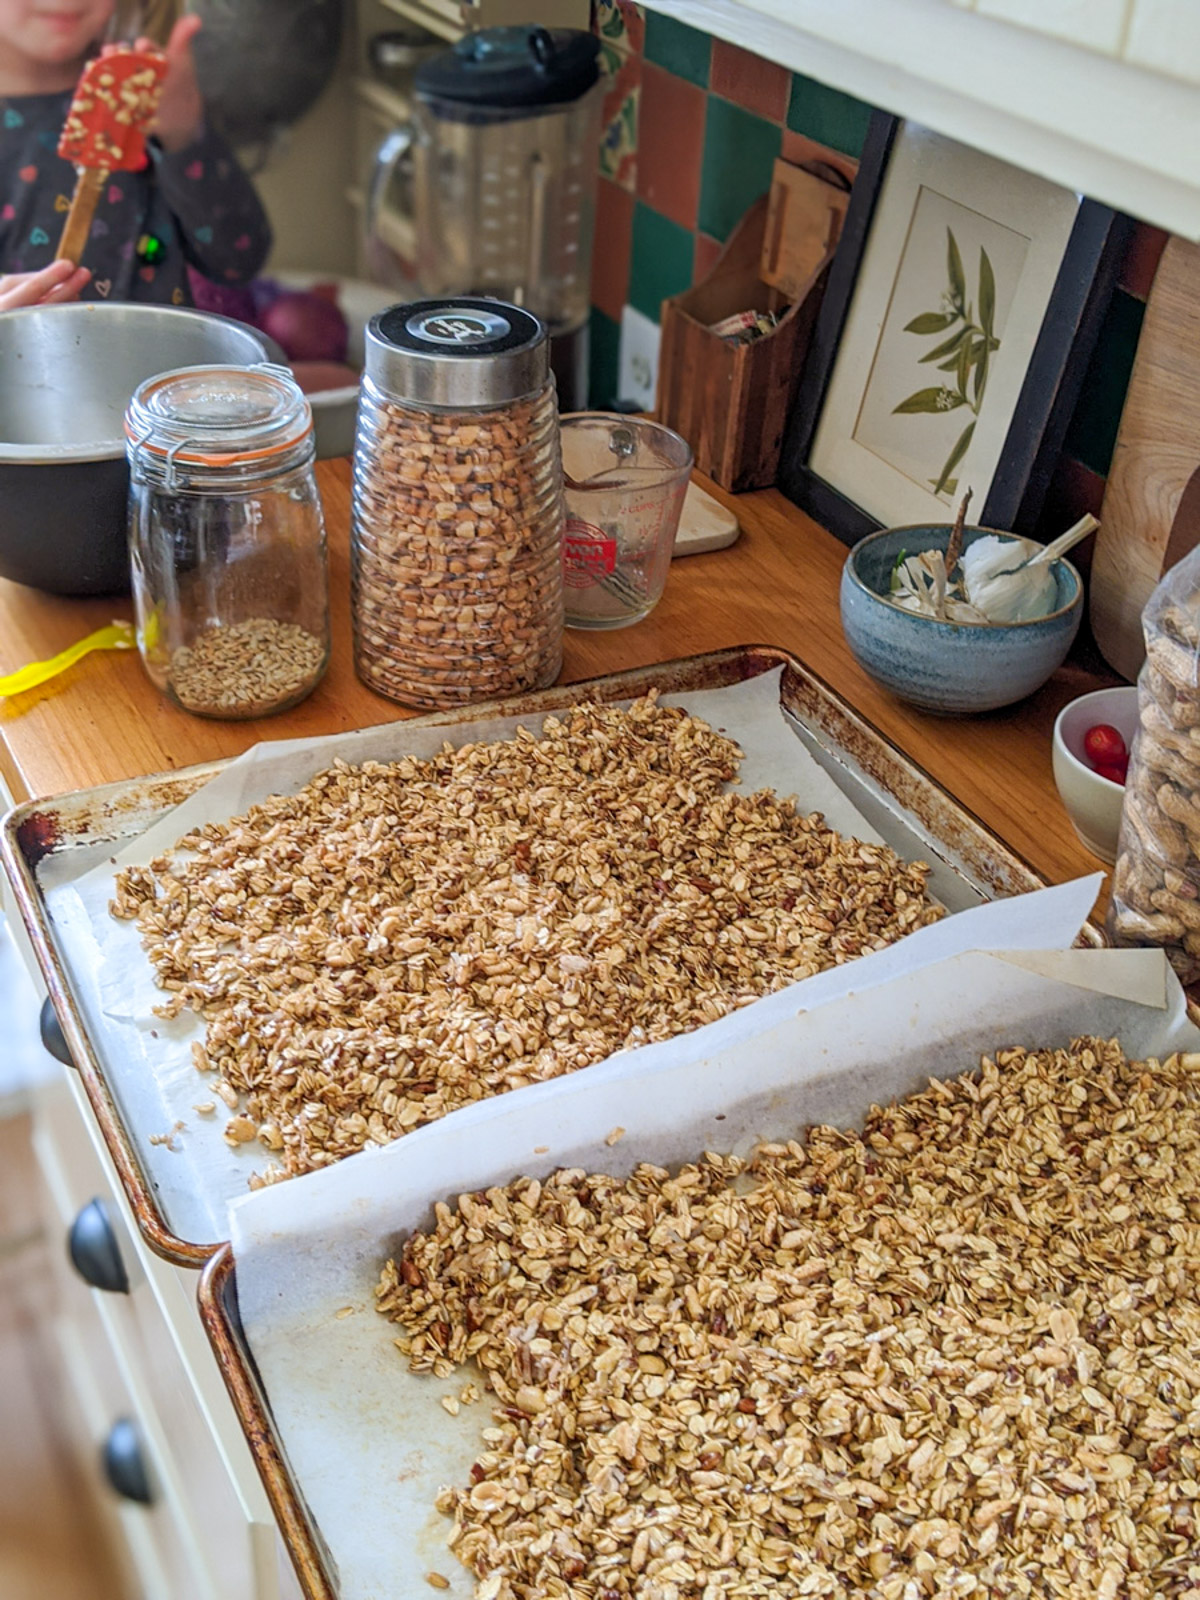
<box><xmin>656</xmin><ymin>162</ymin><xmax>849</xmax><ymax>493</ymax></box>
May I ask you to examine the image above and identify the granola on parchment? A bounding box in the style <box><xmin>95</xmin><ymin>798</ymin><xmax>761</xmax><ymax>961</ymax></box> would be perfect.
<box><xmin>110</xmin><ymin>694</ymin><xmax>941</xmax><ymax>1183</ymax></box>
<box><xmin>378</xmin><ymin>1038</ymin><xmax>1200</xmax><ymax>1600</ymax></box>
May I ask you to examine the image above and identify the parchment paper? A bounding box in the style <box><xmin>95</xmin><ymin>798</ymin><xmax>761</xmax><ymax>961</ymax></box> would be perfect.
<box><xmin>41</xmin><ymin>666</ymin><xmax>1098</xmax><ymax>1245</ymax></box>
<box><xmin>226</xmin><ymin>944</ymin><xmax>1197</xmax><ymax>1600</ymax></box>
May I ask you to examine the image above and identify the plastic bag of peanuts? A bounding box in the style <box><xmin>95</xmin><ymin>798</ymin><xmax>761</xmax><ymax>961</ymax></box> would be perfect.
<box><xmin>1109</xmin><ymin>543</ymin><xmax>1200</xmax><ymax>981</ymax></box>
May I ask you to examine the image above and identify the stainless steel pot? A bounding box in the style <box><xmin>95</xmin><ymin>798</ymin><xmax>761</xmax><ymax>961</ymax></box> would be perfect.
<box><xmin>0</xmin><ymin>303</ymin><xmax>276</xmax><ymax>596</ymax></box>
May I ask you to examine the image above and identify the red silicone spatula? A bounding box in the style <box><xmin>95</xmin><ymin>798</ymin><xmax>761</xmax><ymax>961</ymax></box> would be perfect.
<box><xmin>56</xmin><ymin>45</ymin><xmax>168</xmax><ymax>266</ymax></box>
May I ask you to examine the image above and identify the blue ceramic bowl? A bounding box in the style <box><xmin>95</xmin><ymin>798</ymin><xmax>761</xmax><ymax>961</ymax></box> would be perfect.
<box><xmin>840</xmin><ymin>524</ymin><xmax>1083</xmax><ymax>715</ymax></box>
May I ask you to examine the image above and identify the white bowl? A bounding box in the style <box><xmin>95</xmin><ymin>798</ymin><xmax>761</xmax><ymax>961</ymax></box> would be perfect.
<box><xmin>1052</xmin><ymin>686</ymin><xmax>1139</xmax><ymax>863</ymax></box>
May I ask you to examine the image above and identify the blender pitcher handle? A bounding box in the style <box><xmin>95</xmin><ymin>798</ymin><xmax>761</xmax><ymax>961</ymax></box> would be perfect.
<box><xmin>367</xmin><ymin>124</ymin><xmax>415</xmax><ymax>253</ymax></box>
<box><xmin>528</xmin><ymin>26</ymin><xmax>555</xmax><ymax>69</ymax></box>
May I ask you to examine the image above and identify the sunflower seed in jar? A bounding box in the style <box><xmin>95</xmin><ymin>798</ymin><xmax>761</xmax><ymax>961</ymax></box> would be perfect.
<box><xmin>168</xmin><ymin>617</ymin><xmax>326</xmax><ymax>719</ymax></box>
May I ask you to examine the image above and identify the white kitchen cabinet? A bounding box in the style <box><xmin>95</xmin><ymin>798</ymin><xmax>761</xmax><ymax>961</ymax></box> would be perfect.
<box><xmin>648</xmin><ymin>0</ymin><xmax>1200</xmax><ymax>238</ymax></box>
<box><xmin>972</xmin><ymin>0</ymin><xmax>1129</xmax><ymax>56</ymax></box>
<box><xmin>1126</xmin><ymin>0</ymin><xmax>1200</xmax><ymax>86</ymax></box>
<box><xmin>375</xmin><ymin>0</ymin><xmax>591</xmax><ymax>43</ymax></box>
<box><xmin>24</xmin><ymin>1053</ymin><xmax>303</xmax><ymax>1600</ymax></box>
<box><xmin>1</xmin><ymin>786</ymin><xmax>299</xmax><ymax>1600</ymax></box>
<box><xmin>249</xmin><ymin>21</ymin><xmax>358</xmax><ymax>278</ymax></box>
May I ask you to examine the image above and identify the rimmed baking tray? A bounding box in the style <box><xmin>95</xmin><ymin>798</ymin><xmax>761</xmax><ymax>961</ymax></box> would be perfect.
<box><xmin>1</xmin><ymin>644</ymin><xmax>1095</xmax><ymax>1266</ymax></box>
<box><xmin>196</xmin><ymin>939</ymin><xmax>1191</xmax><ymax>1600</ymax></box>
<box><xmin>200</xmin><ymin>1246</ymin><xmax>337</xmax><ymax>1600</ymax></box>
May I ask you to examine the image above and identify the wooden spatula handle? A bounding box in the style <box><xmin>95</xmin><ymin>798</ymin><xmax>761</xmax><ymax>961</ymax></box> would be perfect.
<box><xmin>56</xmin><ymin>168</ymin><xmax>108</xmax><ymax>266</ymax></box>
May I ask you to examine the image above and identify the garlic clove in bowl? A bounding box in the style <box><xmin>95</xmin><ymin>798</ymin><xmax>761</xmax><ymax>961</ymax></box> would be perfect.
<box><xmin>958</xmin><ymin>534</ymin><xmax>1048</xmax><ymax>622</ymax></box>
<box><xmin>958</xmin><ymin>514</ymin><xmax>1099</xmax><ymax>625</ymax></box>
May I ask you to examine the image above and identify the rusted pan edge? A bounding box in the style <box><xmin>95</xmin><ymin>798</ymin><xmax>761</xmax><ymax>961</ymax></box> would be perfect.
<box><xmin>1</xmin><ymin>653</ymin><xmax>784</xmax><ymax>1264</ymax></box>
<box><xmin>0</xmin><ymin>644</ymin><xmax>1103</xmax><ymax>1270</ymax></box>
<box><xmin>778</xmin><ymin>660</ymin><xmax>1105</xmax><ymax>940</ymax></box>
<box><xmin>2</xmin><ymin>761</ymin><xmax>226</xmax><ymax>1267</ymax></box>
<box><xmin>199</xmin><ymin>1248</ymin><xmax>339</xmax><ymax>1600</ymax></box>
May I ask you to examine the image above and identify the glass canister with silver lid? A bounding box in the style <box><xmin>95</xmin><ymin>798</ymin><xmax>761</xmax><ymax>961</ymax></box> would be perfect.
<box><xmin>351</xmin><ymin>297</ymin><xmax>564</xmax><ymax>710</ymax></box>
<box><xmin>125</xmin><ymin>364</ymin><xmax>330</xmax><ymax>720</ymax></box>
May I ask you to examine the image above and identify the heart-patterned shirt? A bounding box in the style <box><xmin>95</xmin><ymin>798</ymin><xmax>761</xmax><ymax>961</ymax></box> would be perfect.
<box><xmin>0</xmin><ymin>89</ymin><xmax>271</xmax><ymax>304</ymax></box>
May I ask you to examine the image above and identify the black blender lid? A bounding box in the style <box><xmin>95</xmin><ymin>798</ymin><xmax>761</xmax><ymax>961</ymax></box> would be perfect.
<box><xmin>415</xmin><ymin>26</ymin><xmax>600</xmax><ymax>110</ymax></box>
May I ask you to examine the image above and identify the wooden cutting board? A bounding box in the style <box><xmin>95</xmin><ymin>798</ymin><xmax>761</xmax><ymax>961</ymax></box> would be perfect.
<box><xmin>673</xmin><ymin>481</ymin><xmax>739</xmax><ymax>556</ymax></box>
<box><xmin>1090</xmin><ymin>236</ymin><xmax>1200</xmax><ymax>681</ymax></box>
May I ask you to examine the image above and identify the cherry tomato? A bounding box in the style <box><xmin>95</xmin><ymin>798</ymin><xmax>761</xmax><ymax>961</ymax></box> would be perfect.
<box><xmin>1084</xmin><ymin>724</ymin><xmax>1127</xmax><ymax>767</ymax></box>
<box><xmin>1094</xmin><ymin>761</ymin><xmax>1127</xmax><ymax>786</ymax></box>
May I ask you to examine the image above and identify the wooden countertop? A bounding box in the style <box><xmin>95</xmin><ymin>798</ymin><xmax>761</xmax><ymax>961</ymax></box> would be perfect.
<box><xmin>0</xmin><ymin>458</ymin><xmax>1114</xmax><ymax>895</ymax></box>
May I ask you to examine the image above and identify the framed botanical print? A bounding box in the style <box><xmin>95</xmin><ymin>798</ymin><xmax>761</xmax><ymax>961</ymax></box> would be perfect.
<box><xmin>779</xmin><ymin>113</ymin><xmax>1130</xmax><ymax>543</ymax></box>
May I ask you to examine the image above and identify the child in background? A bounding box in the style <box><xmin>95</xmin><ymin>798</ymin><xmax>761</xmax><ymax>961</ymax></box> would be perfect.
<box><xmin>0</xmin><ymin>0</ymin><xmax>270</xmax><ymax>309</ymax></box>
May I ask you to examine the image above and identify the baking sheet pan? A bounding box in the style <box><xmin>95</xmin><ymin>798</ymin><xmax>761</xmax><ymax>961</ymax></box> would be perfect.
<box><xmin>199</xmin><ymin>942</ymin><xmax>1190</xmax><ymax>1600</ymax></box>
<box><xmin>1</xmin><ymin>646</ymin><xmax>1100</xmax><ymax>1264</ymax></box>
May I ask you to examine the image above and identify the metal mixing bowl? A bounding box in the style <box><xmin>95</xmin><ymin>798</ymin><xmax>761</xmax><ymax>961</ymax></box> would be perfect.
<box><xmin>0</xmin><ymin>303</ymin><xmax>276</xmax><ymax>595</ymax></box>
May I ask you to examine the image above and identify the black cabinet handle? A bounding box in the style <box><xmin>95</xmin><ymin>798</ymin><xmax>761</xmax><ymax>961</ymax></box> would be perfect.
<box><xmin>68</xmin><ymin>1198</ymin><xmax>129</xmax><ymax>1295</ymax></box>
<box><xmin>39</xmin><ymin>996</ymin><xmax>73</xmax><ymax>1066</ymax></box>
<box><xmin>102</xmin><ymin>1418</ymin><xmax>155</xmax><ymax>1506</ymax></box>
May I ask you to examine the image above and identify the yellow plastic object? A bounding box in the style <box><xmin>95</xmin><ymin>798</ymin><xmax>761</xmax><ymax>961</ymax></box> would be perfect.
<box><xmin>0</xmin><ymin>621</ymin><xmax>136</xmax><ymax>698</ymax></box>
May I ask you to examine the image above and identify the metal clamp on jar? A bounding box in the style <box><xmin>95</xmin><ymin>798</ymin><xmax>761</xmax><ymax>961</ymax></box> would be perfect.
<box><xmin>125</xmin><ymin>364</ymin><xmax>330</xmax><ymax>720</ymax></box>
<box><xmin>351</xmin><ymin>298</ymin><xmax>564</xmax><ymax>711</ymax></box>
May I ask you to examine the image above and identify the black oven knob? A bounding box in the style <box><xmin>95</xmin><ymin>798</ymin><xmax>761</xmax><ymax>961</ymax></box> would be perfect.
<box><xmin>68</xmin><ymin>1199</ymin><xmax>129</xmax><ymax>1295</ymax></box>
<box><xmin>39</xmin><ymin>997</ymin><xmax>73</xmax><ymax>1066</ymax></box>
<box><xmin>102</xmin><ymin>1418</ymin><xmax>155</xmax><ymax>1506</ymax></box>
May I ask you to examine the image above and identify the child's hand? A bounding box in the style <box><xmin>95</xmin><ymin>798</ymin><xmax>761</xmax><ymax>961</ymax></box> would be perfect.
<box><xmin>149</xmin><ymin>16</ymin><xmax>205</xmax><ymax>154</ymax></box>
<box><xmin>0</xmin><ymin>261</ymin><xmax>91</xmax><ymax>310</ymax></box>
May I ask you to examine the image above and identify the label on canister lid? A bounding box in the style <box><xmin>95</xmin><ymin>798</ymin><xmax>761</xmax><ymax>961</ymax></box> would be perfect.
<box><xmin>563</xmin><ymin>517</ymin><xmax>617</xmax><ymax>588</ymax></box>
<box><xmin>406</xmin><ymin>307</ymin><xmax>513</xmax><ymax>346</ymax></box>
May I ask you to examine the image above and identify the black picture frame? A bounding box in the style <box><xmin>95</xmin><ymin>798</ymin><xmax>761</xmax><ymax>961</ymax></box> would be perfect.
<box><xmin>777</xmin><ymin>109</ymin><xmax>1132</xmax><ymax>546</ymax></box>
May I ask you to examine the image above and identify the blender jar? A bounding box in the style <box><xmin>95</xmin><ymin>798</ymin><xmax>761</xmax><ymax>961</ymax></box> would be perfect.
<box><xmin>397</xmin><ymin>26</ymin><xmax>602</xmax><ymax>408</ymax></box>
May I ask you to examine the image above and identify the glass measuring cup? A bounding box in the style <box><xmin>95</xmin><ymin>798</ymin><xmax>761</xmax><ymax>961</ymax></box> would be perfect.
<box><xmin>560</xmin><ymin>414</ymin><xmax>692</xmax><ymax>629</ymax></box>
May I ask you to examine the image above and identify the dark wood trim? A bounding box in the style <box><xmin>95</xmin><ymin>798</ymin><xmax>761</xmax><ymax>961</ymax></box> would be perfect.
<box><xmin>775</xmin><ymin>463</ymin><xmax>880</xmax><ymax>546</ymax></box>
<box><xmin>777</xmin><ymin>108</ymin><xmax>899</xmax><ymax>535</ymax></box>
<box><xmin>985</xmin><ymin>204</ymin><xmax>1133</xmax><ymax>535</ymax></box>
